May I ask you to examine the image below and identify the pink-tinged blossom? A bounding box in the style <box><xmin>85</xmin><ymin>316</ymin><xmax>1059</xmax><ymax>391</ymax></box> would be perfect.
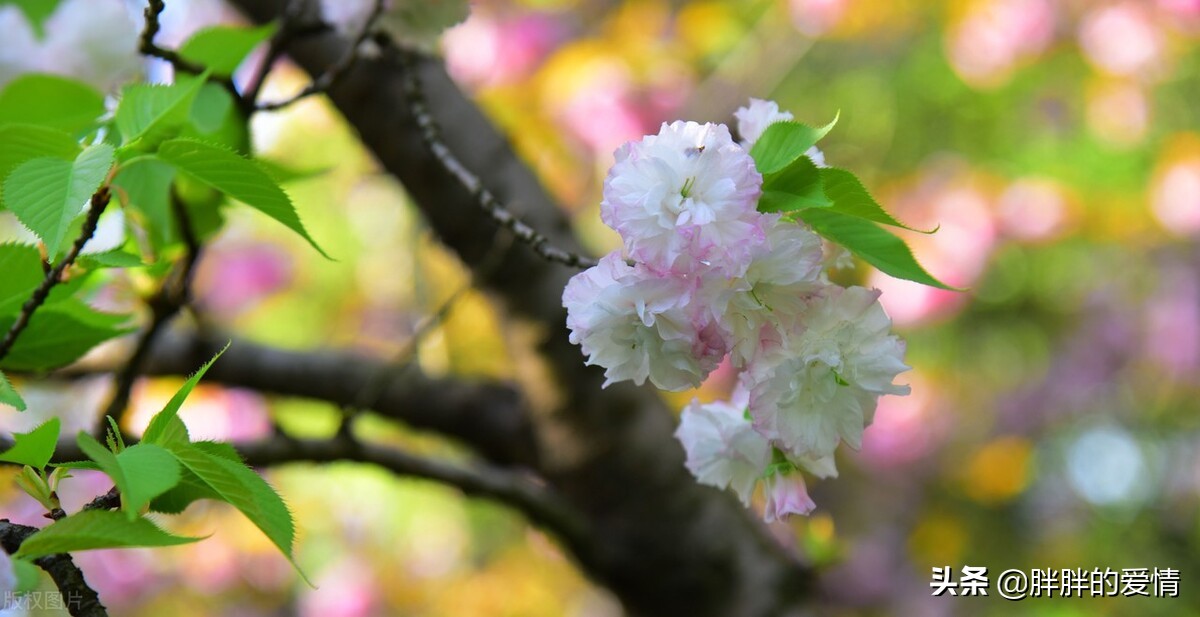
<box><xmin>600</xmin><ymin>121</ymin><xmax>765</xmax><ymax>277</ymax></box>
<box><xmin>762</xmin><ymin>469</ymin><xmax>817</xmax><ymax>521</ymax></box>
<box><xmin>563</xmin><ymin>252</ymin><xmax>727</xmax><ymax>391</ymax></box>
<box><xmin>703</xmin><ymin>219</ymin><xmax>826</xmax><ymax>367</ymax></box>
<box><xmin>675</xmin><ymin>395</ymin><xmax>771</xmax><ymax>505</ymax></box>
<box><xmin>734</xmin><ymin>98</ymin><xmax>794</xmax><ymax>147</ymax></box>
<box><xmin>745</xmin><ymin>286</ymin><xmax>910</xmax><ymax>459</ymax></box>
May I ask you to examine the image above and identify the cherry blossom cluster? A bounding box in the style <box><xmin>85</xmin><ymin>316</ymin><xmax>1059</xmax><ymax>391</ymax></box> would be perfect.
<box><xmin>563</xmin><ymin>99</ymin><xmax>911</xmax><ymax>521</ymax></box>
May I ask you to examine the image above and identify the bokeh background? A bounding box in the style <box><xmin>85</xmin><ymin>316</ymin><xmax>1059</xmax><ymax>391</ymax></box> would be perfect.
<box><xmin>2</xmin><ymin>0</ymin><xmax>1200</xmax><ymax>614</ymax></box>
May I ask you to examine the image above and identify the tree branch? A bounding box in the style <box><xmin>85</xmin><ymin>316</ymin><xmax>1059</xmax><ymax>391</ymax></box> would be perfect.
<box><xmin>0</xmin><ymin>521</ymin><xmax>108</xmax><ymax>617</ymax></box>
<box><xmin>136</xmin><ymin>330</ymin><xmax>540</xmax><ymax>467</ymax></box>
<box><xmin>388</xmin><ymin>44</ymin><xmax>595</xmax><ymax>270</ymax></box>
<box><xmin>255</xmin><ymin>0</ymin><xmax>385</xmax><ymax>112</ymax></box>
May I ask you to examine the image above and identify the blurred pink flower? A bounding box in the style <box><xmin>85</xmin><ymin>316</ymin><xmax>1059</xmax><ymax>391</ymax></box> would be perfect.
<box><xmin>1080</xmin><ymin>3</ymin><xmax>1164</xmax><ymax>77</ymax></box>
<box><xmin>947</xmin><ymin>0</ymin><xmax>1056</xmax><ymax>87</ymax></box>
<box><xmin>860</xmin><ymin>374</ymin><xmax>943</xmax><ymax>467</ymax></box>
<box><xmin>300</xmin><ymin>558</ymin><xmax>379</xmax><ymax>617</ymax></box>
<box><xmin>1151</xmin><ymin>159</ymin><xmax>1200</xmax><ymax>235</ymax></box>
<box><xmin>788</xmin><ymin>0</ymin><xmax>848</xmax><ymax>37</ymax></box>
<box><xmin>559</xmin><ymin>72</ymin><xmax>651</xmax><ymax>155</ymax></box>
<box><xmin>128</xmin><ymin>384</ymin><xmax>272</xmax><ymax>442</ymax></box>
<box><xmin>73</xmin><ymin>549</ymin><xmax>159</xmax><ymax>608</ymax></box>
<box><xmin>195</xmin><ymin>242</ymin><xmax>294</xmax><ymax>317</ymax></box>
<box><xmin>444</xmin><ymin>12</ymin><xmax>567</xmax><ymax>87</ymax></box>
<box><xmin>995</xmin><ymin>178</ymin><xmax>1070</xmax><ymax>241</ymax></box>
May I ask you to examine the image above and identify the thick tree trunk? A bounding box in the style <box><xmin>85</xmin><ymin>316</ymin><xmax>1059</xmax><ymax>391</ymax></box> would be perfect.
<box><xmin>224</xmin><ymin>2</ymin><xmax>816</xmax><ymax>614</ymax></box>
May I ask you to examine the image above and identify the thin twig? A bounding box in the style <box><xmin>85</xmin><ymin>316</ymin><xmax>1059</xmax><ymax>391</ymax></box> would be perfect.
<box><xmin>388</xmin><ymin>43</ymin><xmax>596</xmax><ymax>270</ymax></box>
<box><xmin>138</xmin><ymin>0</ymin><xmax>238</xmax><ymax>95</ymax></box>
<box><xmin>255</xmin><ymin>0</ymin><xmax>387</xmax><ymax>112</ymax></box>
<box><xmin>0</xmin><ymin>188</ymin><xmax>111</xmax><ymax>364</ymax></box>
<box><xmin>99</xmin><ymin>191</ymin><xmax>203</xmax><ymax>431</ymax></box>
<box><xmin>242</xmin><ymin>0</ymin><xmax>331</xmax><ymax>110</ymax></box>
<box><xmin>0</xmin><ymin>521</ymin><xmax>108</xmax><ymax>617</ymax></box>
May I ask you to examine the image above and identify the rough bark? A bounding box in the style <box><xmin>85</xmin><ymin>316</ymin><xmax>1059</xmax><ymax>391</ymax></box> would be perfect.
<box><xmin>221</xmin><ymin>2</ymin><xmax>817</xmax><ymax>614</ymax></box>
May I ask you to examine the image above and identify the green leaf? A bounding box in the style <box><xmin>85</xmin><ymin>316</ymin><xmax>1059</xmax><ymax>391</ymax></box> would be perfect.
<box><xmin>141</xmin><ymin>343</ymin><xmax>229</xmax><ymax>445</ymax></box>
<box><xmin>0</xmin><ymin>369</ymin><xmax>25</xmax><ymax>411</ymax></box>
<box><xmin>4</xmin><ymin>143</ymin><xmax>115</xmax><ymax>258</ymax></box>
<box><xmin>183</xmin><ymin>83</ymin><xmax>250</xmax><ymax>154</ymax></box>
<box><xmin>77</xmin><ymin>434</ymin><xmax>182</xmax><ymax>520</ymax></box>
<box><xmin>51</xmin><ymin>460</ymin><xmax>102</xmax><ymax>471</ymax></box>
<box><xmin>0</xmin><ymin>243</ymin><xmax>43</xmax><ymax>315</ymax></box>
<box><xmin>149</xmin><ymin>466</ymin><xmax>219</xmax><ymax>514</ymax></box>
<box><xmin>112</xmin><ymin>156</ymin><xmax>176</xmax><ymax>245</ymax></box>
<box><xmin>147</xmin><ymin>442</ymin><xmax>242</xmax><ymax>516</ymax></box>
<box><xmin>188</xmin><ymin>82</ymin><xmax>234</xmax><ymax>135</ymax></box>
<box><xmin>115</xmin><ymin>74</ymin><xmax>209</xmax><ymax>149</ymax></box>
<box><xmin>178</xmin><ymin>23</ymin><xmax>277</xmax><ymax>76</ymax></box>
<box><xmin>154</xmin><ymin>139</ymin><xmax>330</xmax><ymax>258</ymax></box>
<box><xmin>2</xmin><ymin>0</ymin><xmax>62</xmax><ymax>36</ymax></box>
<box><xmin>166</xmin><ymin>443</ymin><xmax>306</xmax><ymax>582</ymax></box>
<box><xmin>11</xmin><ymin>556</ymin><xmax>40</xmax><ymax>594</ymax></box>
<box><xmin>0</xmin><ymin>124</ymin><xmax>81</xmax><ymax>210</ymax></box>
<box><xmin>0</xmin><ymin>302</ymin><xmax>132</xmax><ymax>371</ymax></box>
<box><xmin>759</xmin><ymin>155</ymin><xmax>831</xmax><ymax>213</ymax></box>
<box><xmin>13</xmin><ymin>510</ymin><xmax>203</xmax><ymax>559</ymax></box>
<box><xmin>78</xmin><ymin>248</ymin><xmax>145</xmax><ymax>269</ymax></box>
<box><xmin>749</xmin><ymin>114</ymin><xmax>838</xmax><ymax>175</ymax></box>
<box><xmin>0</xmin><ymin>417</ymin><xmax>60</xmax><ymax>469</ymax></box>
<box><xmin>819</xmin><ymin>168</ymin><xmax>934</xmax><ymax>232</ymax></box>
<box><xmin>256</xmin><ymin>159</ymin><xmax>329</xmax><ymax>184</ymax></box>
<box><xmin>0</xmin><ymin>74</ymin><xmax>105</xmax><ymax>135</ymax></box>
<box><xmin>798</xmin><ymin>209</ymin><xmax>958</xmax><ymax>290</ymax></box>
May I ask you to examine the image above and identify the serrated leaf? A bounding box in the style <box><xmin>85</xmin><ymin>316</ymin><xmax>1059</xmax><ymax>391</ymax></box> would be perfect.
<box><xmin>112</xmin><ymin>156</ymin><xmax>176</xmax><ymax>245</ymax></box>
<box><xmin>749</xmin><ymin>114</ymin><xmax>838</xmax><ymax>175</ymax></box>
<box><xmin>0</xmin><ymin>302</ymin><xmax>132</xmax><ymax>371</ymax></box>
<box><xmin>0</xmin><ymin>417</ymin><xmax>60</xmax><ymax>469</ymax></box>
<box><xmin>154</xmin><ymin>139</ymin><xmax>330</xmax><ymax>258</ymax></box>
<box><xmin>116</xmin><ymin>75</ymin><xmax>209</xmax><ymax>149</ymax></box>
<box><xmin>0</xmin><ymin>243</ymin><xmax>43</xmax><ymax>315</ymax></box>
<box><xmin>0</xmin><ymin>74</ymin><xmax>105</xmax><ymax>135</ymax></box>
<box><xmin>166</xmin><ymin>443</ymin><xmax>307</xmax><ymax>582</ymax></box>
<box><xmin>13</xmin><ymin>510</ymin><xmax>203</xmax><ymax>559</ymax></box>
<box><xmin>51</xmin><ymin>460</ymin><xmax>102</xmax><ymax>471</ymax></box>
<box><xmin>77</xmin><ymin>434</ymin><xmax>182</xmax><ymax>520</ymax></box>
<box><xmin>0</xmin><ymin>123</ymin><xmax>81</xmax><ymax>210</ymax></box>
<box><xmin>4</xmin><ymin>143</ymin><xmax>115</xmax><ymax>258</ymax></box>
<box><xmin>148</xmin><ymin>466</ymin><xmax>218</xmax><ymax>514</ymax></box>
<box><xmin>142</xmin><ymin>343</ymin><xmax>228</xmax><ymax>445</ymax></box>
<box><xmin>759</xmin><ymin>155</ymin><xmax>831</xmax><ymax>213</ymax></box>
<box><xmin>798</xmin><ymin>209</ymin><xmax>958</xmax><ymax>290</ymax></box>
<box><xmin>819</xmin><ymin>168</ymin><xmax>934</xmax><ymax>232</ymax></box>
<box><xmin>178</xmin><ymin>23</ymin><xmax>277</xmax><ymax>76</ymax></box>
<box><xmin>78</xmin><ymin>248</ymin><xmax>145</xmax><ymax>269</ymax></box>
<box><xmin>0</xmin><ymin>369</ymin><xmax>26</xmax><ymax>411</ymax></box>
